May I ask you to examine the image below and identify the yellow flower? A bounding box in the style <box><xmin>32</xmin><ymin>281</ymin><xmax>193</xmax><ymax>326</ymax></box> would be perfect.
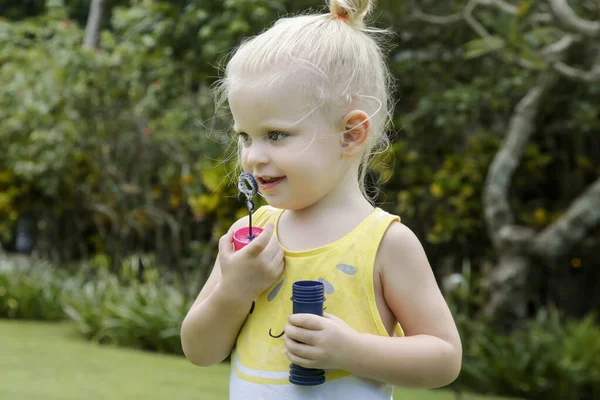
<box><xmin>169</xmin><ymin>195</ymin><xmax>181</xmax><ymax>208</ymax></box>
<box><xmin>180</xmin><ymin>175</ymin><xmax>194</xmax><ymax>185</ymax></box>
<box><xmin>430</xmin><ymin>183</ymin><xmax>443</xmax><ymax>198</ymax></box>
<box><xmin>7</xmin><ymin>298</ymin><xmax>18</xmax><ymax>309</ymax></box>
<box><xmin>461</xmin><ymin>185</ymin><xmax>474</xmax><ymax>198</ymax></box>
<box><xmin>0</xmin><ymin>171</ymin><xmax>12</xmax><ymax>184</ymax></box>
<box><xmin>533</xmin><ymin>208</ymin><xmax>547</xmax><ymax>225</ymax></box>
<box><xmin>189</xmin><ymin>194</ymin><xmax>219</xmax><ymax>214</ymax></box>
<box><xmin>0</xmin><ymin>193</ymin><xmax>11</xmax><ymax>211</ymax></box>
<box><xmin>571</xmin><ymin>258</ymin><xmax>582</xmax><ymax>268</ymax></box>
<box><xmin>517</xmin><ymin>1</ymin><xmax>531</xmax><ymax>17</ymax></box>
<box><xmin>406</xmin><ymin>151</ymin><xmax>419</xmax><ymax>162</ymax></box>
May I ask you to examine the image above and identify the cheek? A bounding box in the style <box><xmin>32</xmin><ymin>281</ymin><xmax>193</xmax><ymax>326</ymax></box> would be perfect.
<box><xmin>239</xmin><ymin>148</ymin><xmax>251</xmax><ymax>171</ymax></box>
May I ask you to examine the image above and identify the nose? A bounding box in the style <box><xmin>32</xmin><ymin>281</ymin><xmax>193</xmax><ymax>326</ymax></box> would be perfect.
<box><xmin>244</xmin><ymin>142</ymin><xmax>270</xmax><ymax>167</ymax></box>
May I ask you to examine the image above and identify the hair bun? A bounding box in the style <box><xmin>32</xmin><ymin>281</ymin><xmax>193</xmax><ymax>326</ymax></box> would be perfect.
<box><xmin>329</xmin><ymin>0</ymin><xmax>373</xmax><ymax>27</ymax></box>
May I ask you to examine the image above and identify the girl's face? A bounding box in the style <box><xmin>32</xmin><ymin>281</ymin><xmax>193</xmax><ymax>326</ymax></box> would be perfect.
<box><xmin>228</xmin><ymin>73</ymin><xmax>347</xmax><ymax>210</ymax></box>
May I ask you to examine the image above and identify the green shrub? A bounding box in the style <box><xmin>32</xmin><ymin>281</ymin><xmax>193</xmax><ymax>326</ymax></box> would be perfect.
<box><xmin>4</xmin><ymin>250</ymin><xmax>599</xmax><ymax>400</ymax></box>
<box><xmin>0</xmin><ymin>252</ymin><xmax>195</xmax><ymax>355</ymax></box>
<box><xmin>0</xmin><ymin>254</ymin><xmax>67</xmax><ymax>320</ymax></box>
<box><xmin>458</xmin><ymin>308</ymin><xmax>600</xmax><ymax>400</ymax></box>
<box><xmin>444</xmin><ymin>264</ymin><xmax>600</xmax><ymax>399</ymax></box>
<box><xmin>62</xmin><ymin>254</ymin><xmax>193</xmax><ymax>354</ymax></box>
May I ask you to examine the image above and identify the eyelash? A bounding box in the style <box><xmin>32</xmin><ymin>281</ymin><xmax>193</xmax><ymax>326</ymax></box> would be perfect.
<box><xmin>238</xmin><ymin>131</ymin><xmax>288</xmax><ymax>143</ymax></box>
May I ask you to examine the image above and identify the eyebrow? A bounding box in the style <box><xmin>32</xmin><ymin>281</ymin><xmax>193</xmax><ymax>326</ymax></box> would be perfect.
<box><xmin>233</xmin><ymin>121</ymin><xmax>295</xmax><ymax>135</ymax></box>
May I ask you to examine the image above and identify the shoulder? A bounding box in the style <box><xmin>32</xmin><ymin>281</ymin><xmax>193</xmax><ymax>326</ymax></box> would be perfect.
<box><xmin>377</xmin><ymin>221</ymin><xmax>429</xmax><ymax>277</ymax></box>
<box><xmin>252</xmin><ymin>205</ymin><xmax>282</xmax><ymax>224</ymax></box>
<box><xmin>255</xmin><ymin>204</ymin><xmax>281</xmax><ymax>216</ymax></box>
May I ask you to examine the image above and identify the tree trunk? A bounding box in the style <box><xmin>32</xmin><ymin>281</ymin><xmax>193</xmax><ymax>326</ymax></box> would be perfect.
<box><xmin>83</xmin><ymin>0</ymin><xmax>105</xmax><ymax>50</ymax></box>
<box><xmin>411</xmin><ymin>0</ymin><xmax>600</xmax><ymax>327</ymax></box>
<box><xmin>481</xmin><ymin>252</ymin><xmax>530</xmax><ymax>326</ymax></box>
<box><xmin>480</xmin><ymin>74</ymin><xmax>553</xmax><ymax>325</ymax></box>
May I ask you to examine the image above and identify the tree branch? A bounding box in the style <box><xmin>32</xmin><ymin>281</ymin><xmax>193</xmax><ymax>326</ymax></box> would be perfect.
<box><xmin>409</xmin><ymin>0</ymin><xmax>550</xmax><ymax>38</ymax></box>
<box><xmin>408</xmin><ymin>0</ymin><xmax>463</xmax><ymax>24</ymax></box>
<box><xmin>548</xmin><ymin>0</ymin><xmax>600</xmax><ymax>38</ymax></box>
<box><xmin>83</xmin><ymin>0</ymin><xmax>105</xmax><ymax>50</ymax></box>
<box><xmin>552</xmin><ymin>61</ymin><xmax>600</xmax><ymax>82</ymax></box>
<box><xmin>541</xmin><ymin>34</ymin><xmax>578</xmax><ymax>58</ymax></box>
<box><xmin>409</xmin><ymin>0</ymin><xmax>497</xmax><ymax>38</ymax></box>
<box><xmin>532</xmin><ymin>176</ymin><xmax>600</xmax><ymax>261</ymax></box>
<box><xmin>540</xmin><ymin>35</ymin><xmax>600</xmax><ymax>83</ymax></box>
<box><xmin>483</xmin><ymin>73</ymin><xmax>556</xmax><ymax>248</ymax></box>
<box><xmin>413</xmin><ymin>11</ymin><xmax>463</xmax><ymax>24</ymax></box>
<box><xmin>478</xmin><ymin>0</ymin><xmax>518</xmax><ymax>15</ymax></box>
<box><xmin>464</xmin><ymin>0</ymin><xmax>491</xmax><ymax>38</ymax></box>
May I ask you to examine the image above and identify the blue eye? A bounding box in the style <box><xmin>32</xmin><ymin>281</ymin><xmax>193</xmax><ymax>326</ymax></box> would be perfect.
<box><xmin>268</xmin><ymin>131</ymin><xmax>288</xmax><ymax>141</ymax></box>
<box><xmin>238</xmin><ymin>132</ymin><xmax>251</xmax><ymax>143</ymax></box>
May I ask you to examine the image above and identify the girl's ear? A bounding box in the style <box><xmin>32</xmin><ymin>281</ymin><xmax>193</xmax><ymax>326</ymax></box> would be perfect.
<box><xmin>340</xmin><ymin>110</ymin><xmax>370</xmax><ymax>157</ymax></box>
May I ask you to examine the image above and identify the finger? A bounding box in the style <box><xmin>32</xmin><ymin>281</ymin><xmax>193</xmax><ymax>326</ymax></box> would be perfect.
<box><xmin>243</xmin><ymin>223</ymin><xmax>274</xmax><ymax>258</ymax></box>
<box><xmin>262</xmin><ymin>233</ymin><xmax>282</xmax><ymax>261</ymax></box>
<box><xmin>284</xmin><ymin>335</ymin><xmax>319</xmax><ymax>361</ymax></box>
<box><xmin>288</xmin><ymin>313</ymin><xmax>324</xmax><ymax>330</ymax></box>
<box><xmin>270</xmin><ymin>240</ymin><xmax>284</xmax><ymax>263</ymax></box>
<box><xmin>285</xmin><ymin>324</ymin><xmax>317</xmax><ymax>345</ymax></box>
<box><xmin>323</xmin><ymin>312</ymin><xmax>340</xmax><ymax>321</ymax></box>
<box><xmin>285</xmin><ymin>349</ymin><xmax>314</xmax><ymax>369</ymax></box>
<box><xmin>275</xmin><ymin>258</ymin><xmax>285</xmax><ymax>275</ymax></box>
<box><xmin>218</xmin><ymin>225</ymin><xmax>236</xmax><ymax>257</ymax></box>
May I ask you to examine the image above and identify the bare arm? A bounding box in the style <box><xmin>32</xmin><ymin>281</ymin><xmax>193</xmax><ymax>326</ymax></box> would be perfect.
<box><xmin>180</xmin><ymin>271</ymin><xmax>254</xmax><ymax>366</ymax></box>
<box><xmin>180</xmin><ymin>217</ymin><xmax>251</xmax><ymax>366</ymax></box>
<box><xmin>345</xmin><ymin>223</ymin><xmax>462</xmax><ymax>388</ymax></box>
<box><xmin>180</xmin><ymin>218</ymin><xmax>284</xmax><ymax>367</ymax></box>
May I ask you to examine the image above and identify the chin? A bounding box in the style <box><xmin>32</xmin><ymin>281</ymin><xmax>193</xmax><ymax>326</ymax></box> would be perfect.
<box><xmin>263</xmin><ymin>198</ymin><xmax>291</xmax><ymax>209</ymax></box>
<box><xmin>269</xmin><ymin>199</ymin><xmax>317</xmax><ymax>212</ymax></box>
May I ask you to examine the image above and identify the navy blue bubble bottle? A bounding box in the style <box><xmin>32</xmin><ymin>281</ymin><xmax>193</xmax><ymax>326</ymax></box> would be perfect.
<box><xmin>289</xmin><ymin>280</ymin><xmax>326</xmax><ymax>386</ymax></box>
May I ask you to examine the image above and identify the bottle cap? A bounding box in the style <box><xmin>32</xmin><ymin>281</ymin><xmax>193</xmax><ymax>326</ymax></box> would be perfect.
<box><xmin>233</xmin><ymin>226</ymin><xmax>264</xmax><ymax>251</ymax></box>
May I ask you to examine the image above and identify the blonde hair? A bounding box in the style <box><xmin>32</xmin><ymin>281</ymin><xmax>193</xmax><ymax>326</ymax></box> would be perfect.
<box><xmin>213</xmin><ymin>0</ymin><xmax>395</xmax><ymax>201</ymax></box>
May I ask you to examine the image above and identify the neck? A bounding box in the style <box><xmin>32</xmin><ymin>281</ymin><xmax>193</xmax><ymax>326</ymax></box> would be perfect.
<box><xmin>287</xmin><ymin>166</ymin><xmax>374</xmax><ymax>223</ymax></box>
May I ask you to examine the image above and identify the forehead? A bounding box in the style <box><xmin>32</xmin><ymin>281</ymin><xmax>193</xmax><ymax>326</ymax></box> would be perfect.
<box><xmin>228</xmin><ymin>68</ymin><xmax>330</xmax><ymax>131</ymax></box>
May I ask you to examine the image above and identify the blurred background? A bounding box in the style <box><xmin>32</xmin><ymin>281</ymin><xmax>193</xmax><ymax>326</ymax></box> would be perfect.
<box><xmin>1</xmin><ymin>1</ymin><xmax>599</xmax><ymax>399</ymax></box>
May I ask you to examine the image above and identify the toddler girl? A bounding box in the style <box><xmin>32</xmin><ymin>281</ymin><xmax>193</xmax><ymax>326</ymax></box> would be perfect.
<box><xmin>181</xmin><ymin>1</ymin><xmax>462</xmax><ymax>398</ymax></box>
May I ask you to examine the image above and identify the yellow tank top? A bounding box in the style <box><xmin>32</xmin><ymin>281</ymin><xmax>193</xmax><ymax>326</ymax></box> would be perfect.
<box><xmin>230</xmin><ymin>205</ymin><xmax>404</xmax><ymax>397</ymax></box>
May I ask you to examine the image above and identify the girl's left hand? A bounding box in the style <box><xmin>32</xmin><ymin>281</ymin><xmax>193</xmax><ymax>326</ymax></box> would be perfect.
<box><xmin>284</xmin><ymin>312</ymin><xmax>360</xmax><ymax>370</ymax></box>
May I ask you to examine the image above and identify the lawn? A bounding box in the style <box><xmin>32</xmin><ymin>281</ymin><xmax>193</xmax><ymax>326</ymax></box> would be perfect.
<box><xmin>0</xmin><ymin>320</ymin><xmax>516</xmax><ymax>400</ymax></box>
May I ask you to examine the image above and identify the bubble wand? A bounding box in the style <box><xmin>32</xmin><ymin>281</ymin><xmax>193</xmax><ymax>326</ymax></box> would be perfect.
<box><xmin>233</xmin><ymin>172</ymin><xmax>264</xmax><ymax>250</ymax></box>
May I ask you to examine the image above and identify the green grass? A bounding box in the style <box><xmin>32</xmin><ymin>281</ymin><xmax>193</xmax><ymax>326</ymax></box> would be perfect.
<box><xmin>0</xmin><ymin>320</ymin><xmax>515</xmax><ymax>400</ymax></box>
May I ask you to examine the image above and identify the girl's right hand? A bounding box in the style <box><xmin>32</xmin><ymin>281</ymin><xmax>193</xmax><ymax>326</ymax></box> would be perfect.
<box><xmin>217</xmin><ymin>223</ymin><xmax>284</xmax><ymax>302</ymax></box>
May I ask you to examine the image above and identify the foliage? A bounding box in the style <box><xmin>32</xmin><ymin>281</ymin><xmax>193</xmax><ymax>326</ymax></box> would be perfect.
<box><xmin>458</xmin><ymin>309</ymin><xmax>600</xmax><ymax>400</ymax></box>
<box><xmin>2</xmin><ymin>251</ymin><xmax>600</xmax><ymax>399</ymax></box>
<box><xmin>0</xmin><ymin>8</ymin><xmax>239</xmax><ymax>266</ymax></box>
<box><xmin>1</xmin><ymin>2</ymin><xmax>600</xmax><ymax>397</ymax></box>
<box><xmin>445</xmin><ymin>264</ymin><xmax>600</xmax><ymax>400</ymax></box>
<box><xmin>62</xmin><ymin>254</ymin><xmax>193</xmax><ymax>354</ymax></box>
<box><xmin>1</xmin><ymin>0</ymin><xmax>599</xmax><ymax>327</ymax></box>
<box><xmin>0</xmin><ymin>252</ymin><xmax>196</xmax><ymax>354</ymax></box>
<box><xmin>375</xmin><ymin>2</ymin><xmax>600</xmax><ymax>320</ymax></box>
<box><xmin>0</xmin><ymin>255</ymin><xmax>66</xmax><ymax>320</ymax></box>
<box><xmin>0</xmin><ymin>0</ymin><xmax>131</xmax><ymax>24</ymax></box>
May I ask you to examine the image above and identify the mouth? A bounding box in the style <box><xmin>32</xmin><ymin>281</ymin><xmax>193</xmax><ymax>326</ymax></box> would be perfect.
<box><xmin>256</xmin><ymin>176</ymin><xmax>286</xmax><ymax>191</ymax></box>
